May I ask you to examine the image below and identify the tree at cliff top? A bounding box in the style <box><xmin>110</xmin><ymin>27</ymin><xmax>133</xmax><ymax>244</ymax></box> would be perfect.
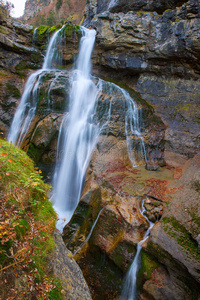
<box><xmin>0</xmin><ymin>0</ymin><xmax>14</xmax><ymax>16</ymax></box>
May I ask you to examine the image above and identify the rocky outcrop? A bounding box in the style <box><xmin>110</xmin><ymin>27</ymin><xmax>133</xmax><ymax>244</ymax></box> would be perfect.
<box><xmin>61</xmin><ymin>132</ymin><xmax>172</xmax><ymax>298</ymax></box>
<box><xmin>137</xmin><ymin>75</ymin><xmax>200</xmax><ymax>158</ymax></box>
<box><xmin>24</xmin><ymin>0</ymin><xmax>87</xmax><ymax>25</ymax></box>
<box><xmin>0</xmin><ymin>17</ymin><xmax>81</xmax><ymax>140</ymax></box>
<box><xmin>89</xmin><ymin>0</ymin><xmax>188</xmax><ymax>15</ymax></box>
<box><xmin>24</xmin><ymin>0</ymin><xmax>52</xmax><ymax>21</ymax></box>
<box><xmin>86</xmin><ymin>0</ymin><xmax>200</xmax><ymax>159</ymax></box>
<box><xmin>92</xmin><ymin>1</ymin><xmax>200</xmax><ymax>77</ymax></box>
<box><xmin>50</xmin><ymin>230</ymin><xmax>92</xmax><ymax>300</ymax></box>
<box><xmin>0</xmin><ymin>8</ymin><xmax>41</xmax><ymax>138</ymax></box>
<box><xmin>62</xmin><ymin>136</ymin><xmax>200</xmax><ymax>299</ymax></box>
<box><xmin>143</xmin><ymin>153</ymin><xmax>200</xmax><ymax>300</ymax></box>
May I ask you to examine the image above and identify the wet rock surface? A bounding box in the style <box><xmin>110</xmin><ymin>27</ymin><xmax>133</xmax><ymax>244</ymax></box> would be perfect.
<box><xmin>137</xmin><ymin>75</ymin><xmax>200</xmax><ymax>158</ymax></box>
<box><xmin>62</xmin><ymin>134</ymin><xmax>174</xmax><ymax>299</ymax></box>
<box><xmin>62</xmin><ymin>135</ymin><xmax>200</xmax><ymax>299</ymax></box>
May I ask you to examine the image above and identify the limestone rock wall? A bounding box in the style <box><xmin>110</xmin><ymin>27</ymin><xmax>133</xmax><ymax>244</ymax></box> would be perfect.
<box><xmin>23</xmin><ymin>0</ymin><xmax>87</xmax><ymax>25</ymax></box>
<box><xmin>87</xmin><ymin>0</ymin><xmax>200</xmax><ymax>159</ymax></box>
<box><xmin>24</xmin><ymin>0</ymin><xmax>53</xmax><ymax>21</ymax></box>
<box><xmin>0</xmin><ymin>8</ymin><xmax>42</xmax><ymax>138</ymax></box>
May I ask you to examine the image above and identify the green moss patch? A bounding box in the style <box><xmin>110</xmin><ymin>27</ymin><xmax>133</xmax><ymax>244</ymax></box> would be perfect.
<box><xmin>6</xmin><ymin>83</ymin><xmax>21</xmax><ymax>98</ymax></box>
<box><xmin>138</xmin><ymin>251</ymin><xmax>159</xmax><ymax>281</ymax></box>
<box><xmin>162</xmin><ymin>217</ymin><xmax>200</xmax><ymax>259</ymax></box>
<box><xmin>0</xmin><ymin>139</ymin><xmax>61</xmax><ymax>299</ymax></box>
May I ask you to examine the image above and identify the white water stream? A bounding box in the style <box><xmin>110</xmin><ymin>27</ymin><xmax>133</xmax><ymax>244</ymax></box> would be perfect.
<box><xmin>7</xmin><ymin>25</ymin><xmax>66</xmax><ymax>146</ymax></box>
<box><xmin>73</xmin><ymin>207</ymin><xmax>105</xmax><ymax>256</ymax></box>
<box><xmin>52</xmin><ymin>28</ymin><xmax>101</xmax><ymax>230</ymax></box>
<box><xmin>108</xmin><ymin>0</ymin><xmax>117</xmax><ymax>10</ymax></box>
<box><xmin>120</xmin><ymin>200</ymin><xmax>154</xmax><ymax>300</ymax></box>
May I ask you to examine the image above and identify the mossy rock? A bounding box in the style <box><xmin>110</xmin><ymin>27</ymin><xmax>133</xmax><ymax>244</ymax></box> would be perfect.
<box><xmin>27</xmin><ymin>142</ymin><xmax>43</xmax><ymax>163</ymax></box>
<box><xmin>6</xmin><ymin>83</ymin><xmax>21</xmax><ymax>99</ymax></box>
<box><xmin>109</xmin><ymin>241</ymin><xmax>136</xmax><ymax>271</ymax></box>
<box><xmin>162</xmin><ymin>217</ymin><xmax>200</xmax><ymax>260</ymax></box>
<box><xmin>137</xmin><ymin>250</ymin><xmax>159</xmax><ymax>284</ymax></box>
<box><xmin>35</xmin><ymin>23</ymin><xmax>81</xmax><ymax>48</ymax></box>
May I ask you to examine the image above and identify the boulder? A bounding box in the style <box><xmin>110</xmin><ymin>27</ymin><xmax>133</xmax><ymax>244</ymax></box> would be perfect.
<box><xmin>144</xmin><ymin>153</ymin><xmax>200</xmax><ymax>299</ymax></box>
<box><xmin>50</xmin><ymin>230</ymin><xmax>92</xmax><ymax>300</ymax></box>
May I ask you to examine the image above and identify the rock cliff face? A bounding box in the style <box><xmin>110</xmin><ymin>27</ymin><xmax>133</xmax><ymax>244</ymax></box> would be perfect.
<box><xmin>0</xmin><ymin>7</ymin><xmax>42</xmax><ymax>138</ymax></box>
<box><xmin>24</xmin><ymin>0</ymin><xmax>53</xmax><ymax>21</ymax></box>
<box><xmin>89</xmin><ymin>0</ymin><xmax>200</xmax><ymax>159</ymax></box>
<box><xmin>23</xmin><ymin>0</ymin><xmax>87</xmax><ymax>25</ymax></box>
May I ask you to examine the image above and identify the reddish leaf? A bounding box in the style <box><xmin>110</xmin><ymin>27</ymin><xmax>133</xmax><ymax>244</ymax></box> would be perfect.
<box><xmin>0</xmin><ymin>153</ymin><xmax>7</xmax><ymax>157</ymax></box>
<box><xmin>8</xmin><ymin>159</ymin><xmax>14</xmax><ymax>163</ymax></box>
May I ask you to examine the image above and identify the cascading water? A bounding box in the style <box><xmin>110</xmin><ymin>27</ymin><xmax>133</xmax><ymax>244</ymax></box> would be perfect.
<box><xmin>120</xmin><ymin>200</ymin><xmax>154</xmax><ymax>300</ymax></box>
<box><xmin>108</xmin><ymin>0</ymin><xmax>116</xmax><ymax>10</ymax></box>
<box><xmin>8</xmin><ymin>23</ymin><xmax>147</xmax><ymax>236</ymax></box>
<box><xmin>73</xmin><ymin>207</ymin><xmax>105</xmax><ymax>256</ymax></box>
<box><xmin>109</xmin><ymin>84</ymin><xmax>147</xmax><ymax>166</ymax></box>
<box><xmin>52</xmin><ymin>28</ymin><xmax>101</xmax><ymax>230</ymax></box>
<box><xmin>7</xmin><ymin>25</ymin><xmax>66</xmax><ymax>146</ymax></box>
<box><xmin>123</xmin><ymin>89</ymin><xmax>147</xmax><ymax>165</ymax></box>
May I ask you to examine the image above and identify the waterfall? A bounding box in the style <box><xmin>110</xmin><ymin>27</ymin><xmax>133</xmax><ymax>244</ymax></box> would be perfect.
<box><xmin>123</xmin><ymin>89</ymin><xmax>147</xmax><ymax>166</ymax></box>
<box><xmin>8</xmin><ymin>24</ymin><xmax>147</xmax><ymax>234</ymax></box>
<box><xmin>73</xmin><ymin>207</ymin><xmax>105</xmax><ymax>256</ymax></box>
<box><xmin>7</xmin><ymin>25</ymin><xmax>66</xmax><ymax>146</ymax></box>
<box><xmin>52</xmin><ymin>28</ymin><xmax>101</xmax><ymax>231</ymax></box>
<box><xmin>103</xmin><ymin>82</ymin><xmax>147</xmax><ymax>166</ymax></box>
<box><xmin>108</xmin><ymin>0</ymin><xmax>116</xmax><ymax>10</ymax></box>
<box><xmin>120</xmin><ymin>200</ymin><xmax>154</xmax><ymax>300</ymax></box>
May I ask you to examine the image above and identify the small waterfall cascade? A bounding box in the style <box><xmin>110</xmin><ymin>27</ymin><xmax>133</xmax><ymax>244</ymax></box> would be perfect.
<box><xmin>123</xmin><ymin>89</ymin><xmax>147</xmax><ymax>166</ymax></box>
<box><xmin>104</xmin><ymin>82</ymin><xmax>147</xmax><ymax>166</ymax></box>
<box><xmin>73</xmin><ymin>207</ymin><xmax>105</xmax><ymax>256</ymax></box>
<box><xmin>52</xmin><ymin>28</ymin><xmax>101</xmax><ymax>230</ymax></box>
<box><xmin>108</xmin><ymin>0</ymin><xmax>117</xmax><ymax>10</ymax></box>
<box><xmin>7</xmin><ymin>25</ymin><xmax>66</xmax><ymax>146</ymax></box>
<box><xmin>120</xmin><ymin>200</ymin><xmax>154</xmax><ymax>300</ymax></box>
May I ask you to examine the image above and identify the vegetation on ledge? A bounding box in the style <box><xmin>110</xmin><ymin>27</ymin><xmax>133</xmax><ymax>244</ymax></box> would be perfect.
<box><xmin>0</xmin><ymin>139</ymin><xmax>61</xmax><ymax>299</ymax></box>
<box><xmin>34</xmin><ymin>22</ymin><xmax>81</xmax><ymax>50</ymax></box>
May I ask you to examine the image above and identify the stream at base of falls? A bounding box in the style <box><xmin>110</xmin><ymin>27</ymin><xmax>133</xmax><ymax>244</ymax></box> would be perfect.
<box><xmin>120</xmin><ymin>199</ymin><xmax>154</xmax><ymax>300</ymax></box>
